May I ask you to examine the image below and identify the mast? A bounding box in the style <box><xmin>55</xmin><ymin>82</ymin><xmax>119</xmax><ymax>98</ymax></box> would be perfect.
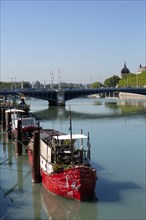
<box><xmin>87</xmin><ymin>132</ymin><xmax>91</xmax><ymax>161</ymax></box>
<box><xmin>80</xmin><ymin>129</ymin><xmax>83</xmax><ymax>149</ymax></box>
<box><xmin>69</xmin><ymin>106</ymin><xmax>73</xmax><ymax>162</ymax></box>
<box><xmin>69</xmin><ymin>106</ymin><xmax>72</xmax><ymax>145</ymax></box>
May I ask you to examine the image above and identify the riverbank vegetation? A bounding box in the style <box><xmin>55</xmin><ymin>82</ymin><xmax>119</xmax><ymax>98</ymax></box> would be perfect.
<box><xmin>0</xmin><ymin>71</ymin><xmax>146</xmax><ymax>89</ymax></box>
<box><xmin>91</xmin><ymin>71</ymin><xmax>146</xmax><ymax>88</ymax></box>
<box><xmin>118</xmin><ymin>71</ymin><xmax>146</xmax><ymax>88</ymax></box>
<box><xmin>103</xmin><ymin>71</ymin><xmax>146</xmax><ymax>88</ymax></box>
<box><xmin>0</xmin><ymin>81</ymin><xmax>31</xmax><ymax>89</ymax></box>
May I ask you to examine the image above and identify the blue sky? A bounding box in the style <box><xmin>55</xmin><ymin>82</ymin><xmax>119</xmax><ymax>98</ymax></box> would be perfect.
<box><xmin>1</xmin><ymin>0</ymin><xmax>145</xmax><ymax>84</ymax></box>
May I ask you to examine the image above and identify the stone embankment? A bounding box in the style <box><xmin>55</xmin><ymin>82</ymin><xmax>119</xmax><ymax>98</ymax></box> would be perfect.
<box><xmin>88</xmin><ymin>92</ymin><xmax>146</xmax><ymax>101</ymax></box>
<box><xmin>119</xmin><ymin>92</ymin><xmax>146</xmax><ymax>101</ymax></box>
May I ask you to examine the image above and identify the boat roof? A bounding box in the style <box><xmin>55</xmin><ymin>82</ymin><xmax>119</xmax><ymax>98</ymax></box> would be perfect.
<box><xmin>40</xmin><ymin>129</ymin><xmax>64</xmax><ymax>142</ymax></box>
<box><xmin>5</xmin><ymin>109</ymin><xmax>25</xmax><ymax>113</ymax></box>
<box><xmin>53</xmin><ymin>134</ymin><xmax>88</xmax><ymax>140</ymax></box>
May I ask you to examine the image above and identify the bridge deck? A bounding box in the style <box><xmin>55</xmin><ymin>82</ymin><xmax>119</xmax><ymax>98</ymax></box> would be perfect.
<box><xmin>0</xmin><ymin>88</ymin><xmax>146</xmax><ymax>106</ymax></box>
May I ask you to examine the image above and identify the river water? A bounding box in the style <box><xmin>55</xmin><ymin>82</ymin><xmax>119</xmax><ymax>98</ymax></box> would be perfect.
<box><xmin>0</xmin><ymin>97</ymin><xmax>146</xmax><ymax>220</ymax></box>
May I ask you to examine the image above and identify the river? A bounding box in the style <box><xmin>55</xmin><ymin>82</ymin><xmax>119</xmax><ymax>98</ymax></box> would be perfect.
<box><xmin>0</xmin><ymin>97</ymin><xmax>146</xmax><ymax>220</ymax></box>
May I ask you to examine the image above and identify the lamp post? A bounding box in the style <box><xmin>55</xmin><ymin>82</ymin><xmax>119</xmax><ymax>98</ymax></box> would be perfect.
<box><xmin>21</xmin><ymin>81</ymin><xmax>23</xmax><ymax>89</ymax></box>
<box><xmin>50</xmin><ymin>72</ymin><xmax>54</xmax><ymax>89</ymax></box>
<box><xmin>14</xmin><ymin>77</ymin><xmax>16</xmax><ymax>91</ymax></box>
<box><xmin>136</xmin><ymin>74</ymin><xmax>139</xmax><ymax>88</ymax></box>
<box><xmin>126</xmin><ymin>76</ymin><xmax>128</xmax><ymax>88</ymax></box>
<box><xmin>11</xmin><ymin>77</ymin><xmax>13</xmax><ymax>90</ymax></box>
<box><xmin>98</xmin><ymin>75</ymin><xmax>100</xmax><ymax>88</ymax></box>
<box><xmin>90</xmin><ymin>76</ymin><xmax>92</xmax><ymax>89</ymax></box>
<box><xmin>58</xmin><ymin>68</ymin><xmax>61</xmax><ymax>90</ymax></box>
<box><xmin>44</xmin><ymin>80</ymin><xmax>46</xmax><ymax>89</ymax></box>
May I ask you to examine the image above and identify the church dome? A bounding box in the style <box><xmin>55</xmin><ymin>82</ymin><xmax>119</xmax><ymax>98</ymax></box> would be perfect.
<box><xmin>121</xmin><ymin>62</ymin><xmax>130</xmax><ymax>75</ymax></box>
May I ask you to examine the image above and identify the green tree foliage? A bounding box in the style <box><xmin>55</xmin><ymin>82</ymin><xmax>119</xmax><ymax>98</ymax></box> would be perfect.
<box><xmin>104</xmin><ymin>75</ymin><xmax>120</xmax><ymax>87</ymax></box>
<box><xmin>92</xmin><ymin>81</ymin><xmax>100</xmax><ymax>88</ymax></box>
<box><xmin>118</xmin><ymin>71</ymin><xmax>146</xmax><ymax>87</ymax></box>
<box><xmin>23</xmin><ymin>82</ymin><xmax>31</xmax><ymax>89</ymax></box>
<box><xmin>0</xmin><ymin>81</ymin><xmax>31</xmax><ymax>89</ymax></box>
<box><xmin>0</xmin><ymin>82</ymin><xmax>12</xmax><ymax>89</ymax></box>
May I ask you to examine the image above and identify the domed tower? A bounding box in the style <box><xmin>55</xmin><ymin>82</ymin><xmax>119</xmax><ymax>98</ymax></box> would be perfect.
<box><xmin>121</xmin><ymin>62</ymin><xmax>130</xmax><ymax>77</ymax></box>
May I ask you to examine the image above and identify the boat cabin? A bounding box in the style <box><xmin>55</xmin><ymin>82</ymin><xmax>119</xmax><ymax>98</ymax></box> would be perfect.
<box><xmin>40</xmin><ymin>129</ymin><xmax>91</xmax><ymax>173</ymax></box>
<box><xmin>5</xmin><ymin>108</ymin><xmax>36</xmax><ymax>130</ymax></box>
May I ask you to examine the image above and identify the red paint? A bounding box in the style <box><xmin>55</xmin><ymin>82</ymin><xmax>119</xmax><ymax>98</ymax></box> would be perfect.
<box><xmin>41</xmin><ymin>166</ymin><xmax>96</xmax><ymax>201</ymax></box>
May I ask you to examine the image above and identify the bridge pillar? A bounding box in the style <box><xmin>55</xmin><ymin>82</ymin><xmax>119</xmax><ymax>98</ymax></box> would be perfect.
<box><xmin>49</xmin><ymin>90</ymin><xmax>65</xmax><ymax>106</ymax></box>
<box><xmin>48</xmin><ymin>100</ymin><xmax>57</xmax><ymax>106</ymax></box>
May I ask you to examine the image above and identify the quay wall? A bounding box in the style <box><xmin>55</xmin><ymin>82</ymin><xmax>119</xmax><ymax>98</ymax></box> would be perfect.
<box><xmin>88</xmin><ymin>92</ymin><xmax>146</xmax><ymax>101</ymax></box>
<box><xmin>119</xmin><ymin>92</ymin><xmax>146</xmax><ymax>101</ymax></box>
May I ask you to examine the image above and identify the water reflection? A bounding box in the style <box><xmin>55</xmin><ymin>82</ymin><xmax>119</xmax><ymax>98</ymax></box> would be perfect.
<box><xmin>0</xmin><ymin>132</ymin><xmax>98</xmax><ymax>220</ymax></box>
<box><xmin>41</xmin><ymin>187</ymin><xmax>98</xmax><ymax>220</ymax></box>
<box><xmin>17</xmin><ymin>157</ymin><xmax>23</xmax><ymax>194</ymax></box>
<box><xmin>0</xmin><ymin>98</ymin><xmax>145</xmax><ymax>219</ymax></box>
<box><xmin>7</xmin><ymin>140</ymin><xmax>13</xmax><ymax>167</ymax></box>
<box><xmin>0</xmin><ymin>155</ymin><xmax>24</xmax><ymax>199</ymax></box>
<box><xmin>32</xmin><ymin>184</ymin><xmax>42</xmax><ymax>220</ymax></box>
<box><xmin>32</xmin><ymin>100</ymin><xmax>146</xmax><ymax>120</ymax></box>
<box><xmin>105</xmin><ymin>100</ymin><xmax>146</xmax><ymax>115</ymax></box>
<box><xmin>1</xmin><ymin>131</ymin><xmax>7</xmax><ymax>163</ymax></box>
<box><xmin>0</xmin><ymin>134</ymin><xmax>29</xmax><ymax>219</ymax></box>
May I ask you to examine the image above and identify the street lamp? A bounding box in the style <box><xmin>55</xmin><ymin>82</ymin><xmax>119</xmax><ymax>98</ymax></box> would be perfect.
<box><xmin>90</xmin><ymin>76</ymin><xmax>92</xmax><ymax>89</ymax></box>
<box><xmin>44</xmin><ymin>80</ymin><xmax>46</xmax><ymax>89</ymax></box>
<box><xmin>11</xmin><ymin>77</ymin><xmax>13</xmax><ymax>90</ymax></box>
<box><xmin>126</xmin><ymin>76</ymin><xmax>128</xmax><ymax>88</ymax></box>
<box><xmin>136</xmin><ymin>74</ymin><xmax>139</xmax><ymax>88</ymax></box>
<box><xmin>58</xmin><ymin>68</ymin><xmax>61</xmax><ymax>90</ymax></box>
<box><xmin>98</xmin><ymin>75</ymin><xmax>100</xmax><ymax>88</ymax></box>
<box><xmin>14</xmin><ymin>77</ymin><xmax>16</xmax><ymax>91</ymax></box>
<box><xmin>50</xmin><ymin>72</ymin><xmax>54</xmax><ymax>89</ymax></box>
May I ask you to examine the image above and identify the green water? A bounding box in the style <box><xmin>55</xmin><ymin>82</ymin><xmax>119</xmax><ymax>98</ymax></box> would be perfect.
<box><xmin>0</xmin><ymin>97</ymin><xmax>145</xmax><ymax>220</ymax></box>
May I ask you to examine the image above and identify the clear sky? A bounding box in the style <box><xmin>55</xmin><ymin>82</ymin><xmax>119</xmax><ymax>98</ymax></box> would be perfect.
<box><xmin>1</xmin><ymin>0</ymin><xmax>146</xmax><ymax>84</ymax></box>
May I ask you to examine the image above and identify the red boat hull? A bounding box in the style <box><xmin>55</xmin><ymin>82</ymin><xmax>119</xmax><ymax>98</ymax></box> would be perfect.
<box><xmin>41</xmin><ymin>166</ymin><xmax>96</xmax><ymax>201</ymax></box>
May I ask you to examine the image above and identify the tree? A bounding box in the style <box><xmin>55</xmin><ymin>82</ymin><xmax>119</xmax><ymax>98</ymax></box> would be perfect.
<box><xmin>118</xmin><ymin>71</ymin><xmax>146</xmax><ymax>87</ymax></box>
<box><xmin>104</xmin><ymin>75</ymin><xmax>120</xmax><ymax>87</ymax></box>
<box><xmin>92</xmin><ymin>81</ymin><xmax>100</xmax><ymax>88</ymax></box>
